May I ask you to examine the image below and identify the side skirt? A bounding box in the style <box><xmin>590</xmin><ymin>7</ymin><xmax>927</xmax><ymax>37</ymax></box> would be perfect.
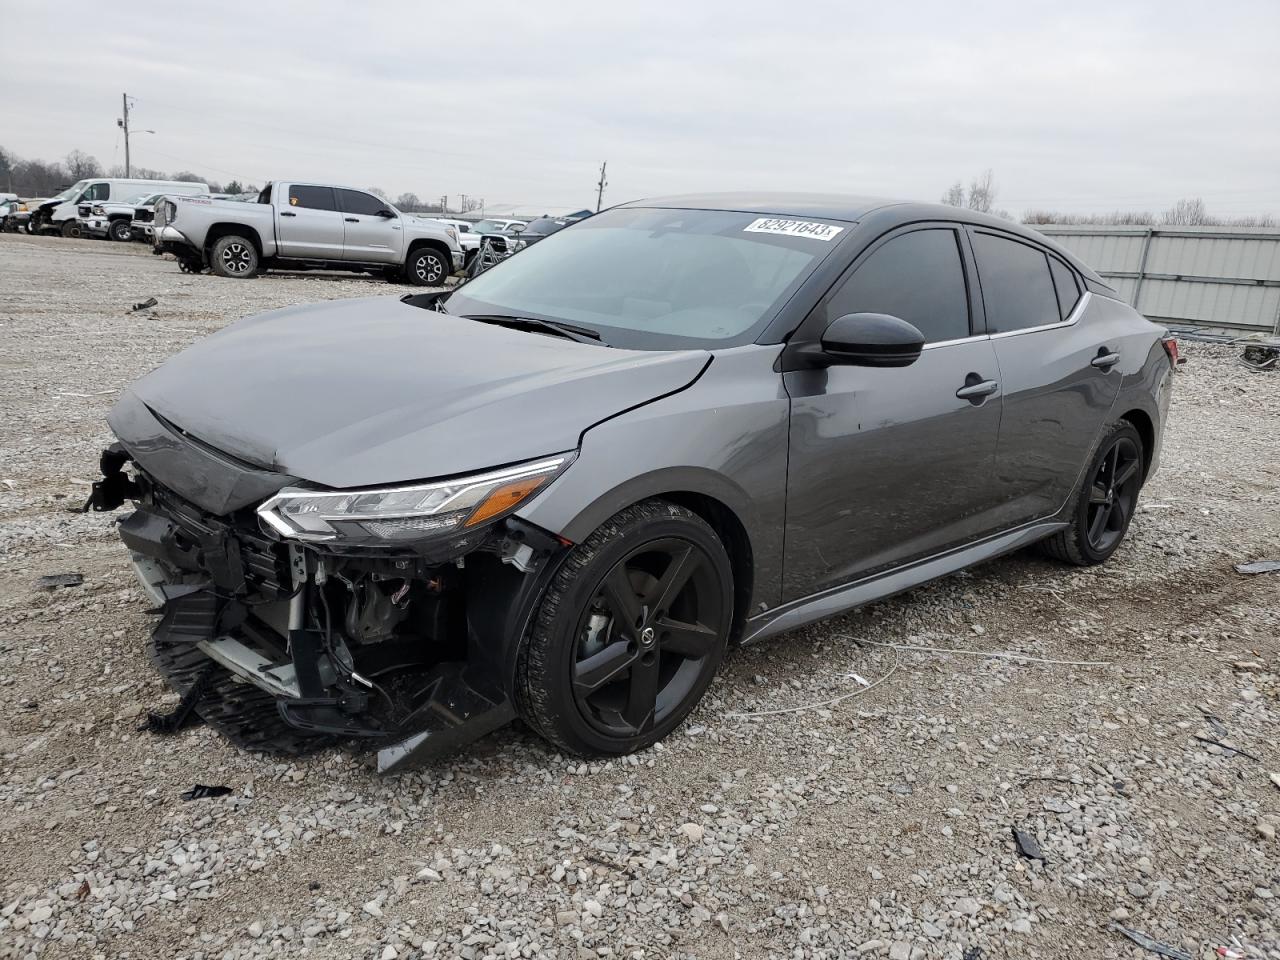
<box><xmin>741</xmin><ymin>520</ymin><xmax>1066</xmax><ymax>645</ymax></box>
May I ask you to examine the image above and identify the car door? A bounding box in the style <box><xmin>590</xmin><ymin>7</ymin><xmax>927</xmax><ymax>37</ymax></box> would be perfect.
<box><xmin>336</xmin><ymin>188</ymin><xmax>403</xmax><ymax>262</ymax></box>
<box><xmin>277</xmin><ymin>184</ymin><xmax>344</xmax><ymax>259</ymax></box>
<box><xmin>969</xmin><ymin>229</ymin><xmax>1122</xmax><ymax>526</ymax></box>
<box><xmin>782</xmin><ymin>225</ymin><xmax>1005</xmax><ymax>601</ymax></box>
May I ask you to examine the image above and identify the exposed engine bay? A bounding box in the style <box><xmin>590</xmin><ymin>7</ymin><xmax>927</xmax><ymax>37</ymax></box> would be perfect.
<box><xmin>88</xmin><ymin>444</ymin><xmax>569</xmax><ymax>773</ymax></box>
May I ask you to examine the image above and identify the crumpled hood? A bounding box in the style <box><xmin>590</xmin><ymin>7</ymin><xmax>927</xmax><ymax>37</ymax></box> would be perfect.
<box><xmin>118</xmin><ymin>296</ymin><xmax>709</xmax><ymax>488</ymax></box>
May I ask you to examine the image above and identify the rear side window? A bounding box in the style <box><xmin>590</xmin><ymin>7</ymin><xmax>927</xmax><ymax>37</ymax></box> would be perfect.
<box><xmin>827</xmin><ymin>228</ymin><xmax>970</xmax><ymax>343</ymax></box>
<box><xmin>1048</xmin><ymin>255</ymin><xmax>1081</xmax><ymax>320</ymax></box>
<box><xmin>288</xmin><ymin>185</ymin><xmax>338</xmax><ymax>211</ymax></box>
<box><xmin>337</xmin><ymin>189</ymin><xmax>388</xmax><ymax>217</ymax></box>
<box><xmin>972</xmin><ymin>232</ymin><xmax>1061</xmax><ymax>333</ymax></box>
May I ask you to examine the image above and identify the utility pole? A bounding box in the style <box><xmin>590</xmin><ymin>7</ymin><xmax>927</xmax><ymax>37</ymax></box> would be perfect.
<box><xmin>118</xmin><ymin>93</ymin><xmax>132</xmax><ymax>177</ymax></box>
<box><xmin>595</xmin><ymin>161</ymin><xmax>608</xmax><ymax>212</ymax></box>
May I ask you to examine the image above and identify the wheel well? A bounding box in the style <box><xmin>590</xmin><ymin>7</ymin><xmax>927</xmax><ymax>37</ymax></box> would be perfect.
<box><xmin>657</xmin><ymin>492</ymin><xmax>754</xmax><ymax>645</ymax></box>
<box><xmin>407</xmin><ymin>239</ymin><xmax>450</xmax><ymax>262</ymax></box>
<box><xmin>205</xmin><ymin>222</ymin><xmax>263</xmax><ymax>257</ymax></box>
<box><xmin>1119</xmin><ymin>408</ymin><xmax>1155</xmax><ymax>480</ymax></box>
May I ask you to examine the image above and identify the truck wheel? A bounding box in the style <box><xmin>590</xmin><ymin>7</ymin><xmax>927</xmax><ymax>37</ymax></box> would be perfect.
<box><xmin>108</xmin><ymin>219</ymin><xmax>133</xmax><ymax>242</ymax></box>
<box><xmin>60</xmin><ymin>220</ymin><xmax>83</xmax><ymax>239</ymax></box>
<box><xmin>209</xmin><ymin>236</ymin><xmax>259</xmax><ymax>278</ymax></box>
<box><xmin>24</xmin><ymin>218</ymin><xmax>36</xmax><ymax>235</ymax></box>
<box><xmin>406</xmin><ymin>247</ymin><xmax>450</xmax><ymax>286</ymax></box>
<box><xmin>516</xmin><ymin>499</ymin><xmax>733</xmax><ymax>757</ymax></box>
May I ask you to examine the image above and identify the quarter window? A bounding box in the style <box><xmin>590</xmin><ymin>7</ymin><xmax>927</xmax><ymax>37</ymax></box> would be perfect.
<box><xmin>827</xmin><ymin>228</ymin><xmax>970</xmax><ymax>343</ymax></box>
<box><xmin>972</xmin><ymin>232</ymin><xmax>1060</xmax><ymax>333</ymax></box>
<box><xmin>1048</xmin><ymin>255</ymin><xmax>1081</xmax><ymax>320</ymax></box>
<box><xmin>288</xmin><ymin>185</ymin><xmax>338</xmax><ymax>211</ymax></box>
<box><xmin>337</xmin><ymin>189</ymin><xmax>389</xmax><ymax>217</ymax></box>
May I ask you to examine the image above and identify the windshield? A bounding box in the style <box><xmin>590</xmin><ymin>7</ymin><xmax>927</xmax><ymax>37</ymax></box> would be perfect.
<box><xmin>444</xmin><ymin>207</ymin><xmax>838</xmax><ymax>349</ymax></box>
<box><xmin>51</xmin><ymin>180</ymin><xmax>89</xmax><ymax>202</ymax></box>
<box><xmin>473</xmin><ymin>219</ymin><xmax>515</xmax><ymax>233</ymax></box>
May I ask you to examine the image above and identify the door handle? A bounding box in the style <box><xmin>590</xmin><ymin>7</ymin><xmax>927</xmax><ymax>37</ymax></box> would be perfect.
<box><xmin>345</xmin><ymin>217</ymin><xmax>358</xmax><ymax>223</ymax></box>
<box><xmin>1091</xmin><ymin>349</ymin><xmax>1121</xmax><ymax>369</ymax></box>
<box><xmin>280</xmin><ymin>211</ymin><xmax>296</xmax><ymax>217</ymax></box>
<box><xmin>956</xmin><ymin>375</ymin><xmax>999</xmax><ymax>401</ymax></box>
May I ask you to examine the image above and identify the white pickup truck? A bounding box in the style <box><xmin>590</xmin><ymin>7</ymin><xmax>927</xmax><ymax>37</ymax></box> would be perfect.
<box><xmin>154</xmin><ymin>182</ymin><xmax>463</xmax><ymax>284</ymax></box>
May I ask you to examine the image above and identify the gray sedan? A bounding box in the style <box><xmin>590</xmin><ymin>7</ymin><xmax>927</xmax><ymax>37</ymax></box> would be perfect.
<box><xmin>88</xmin><ymin>192</ymin><xmax>1176</xmax><ymax>771</ymax></box>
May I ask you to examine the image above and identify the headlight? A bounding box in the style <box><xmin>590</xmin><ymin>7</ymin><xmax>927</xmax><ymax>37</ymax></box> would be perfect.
<box><xmin>257</xmin><ymin>454</ymin><xmax>572</xmax><ymax>544</ymax></box>
<box><xmin>445</xmin><ymin>227</ymin><xmax>457</xmax><ymax>240</ymax></box>
<box><xmin>92</xmin><ymin>205</ymin><xmax>106</xmax><ymax>216</ymax></box>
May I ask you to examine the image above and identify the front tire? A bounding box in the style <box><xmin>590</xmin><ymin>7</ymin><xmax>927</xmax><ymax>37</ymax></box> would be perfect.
<box><xmin>108</xmin><ymin>219</ymin><xmax>132</xmax><ymax>242</ymax></box>
<box><xmin>209</xmin><ymin>235</ymin><xmax>259</xmax><ymax>278</ymax></box>
<box><xmin>517</xmin><ymin>500</ymin><xmax>733</xmax><ymax>757</ymax></box>
<box><xmin>1041</xmin><ymin>421</ymin><xmax>1145</xmax><ymax>566</ymax></box>
<box><xmin>406</xmin><ymin>247</ymin><xmax>450</xmax><ymax>286</ymax></box>
<box><xmin>60</xmin><ymin>220</ymin><xmax>82</xmax><ymax>239</ymax></box>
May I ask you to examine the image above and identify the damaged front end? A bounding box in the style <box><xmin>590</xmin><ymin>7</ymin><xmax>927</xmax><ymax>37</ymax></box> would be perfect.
<box><xmin>88</xmin><ymin>403</ymin><xmax>572</xmax><ymax>773</ymax></box>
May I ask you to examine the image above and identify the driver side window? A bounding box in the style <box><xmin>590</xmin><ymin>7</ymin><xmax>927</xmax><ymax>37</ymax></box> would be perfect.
<box><xmin>827</xmin><ymin>228</ymin><xmax>971</xmax><ymax>344</ymax></box>
<box><xmin>83</xmin><ymin>182</ymin><xmax>110</xmax><ymax>202</ymax></box>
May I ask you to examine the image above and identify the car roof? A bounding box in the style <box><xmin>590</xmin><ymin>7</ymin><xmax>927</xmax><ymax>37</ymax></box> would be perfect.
<box><xmin>616</xmin><ymin>191</ymin><xmax>1110</xmax><ymax>288</ymax></box>
<box><xmin>619</xmin><ymin>192</ymin><xmax>899</xmax><ymax>222</ymax></box>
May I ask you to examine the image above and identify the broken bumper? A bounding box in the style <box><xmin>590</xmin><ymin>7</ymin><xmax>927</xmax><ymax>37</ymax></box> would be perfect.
<box><xmin>90</xmin><ymin>408</ymin><xmax>561</xmax><ymax>772</ymax></box>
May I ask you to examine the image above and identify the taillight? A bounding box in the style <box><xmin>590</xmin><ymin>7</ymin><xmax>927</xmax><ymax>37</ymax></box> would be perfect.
<box><xmin>1161</xmin><ymin>336</ymin><xmax>1181</xmax><ymax>367</ymax></box>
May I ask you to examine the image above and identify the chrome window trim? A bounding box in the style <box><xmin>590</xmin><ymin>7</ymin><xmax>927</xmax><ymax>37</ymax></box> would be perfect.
<box><xmin>988</xmin><ymin>291</ymin><xmax>1091</xmax><ymax>340</ymax></box>
<box><xmin>922</xmin><ymin>333</ymin><xmax>990</xmax><ymax>351</ymax></box>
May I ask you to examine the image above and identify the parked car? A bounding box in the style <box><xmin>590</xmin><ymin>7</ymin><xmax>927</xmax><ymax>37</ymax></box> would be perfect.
<box><xmin>152</xmin><ymin>181</ymin><xmax>463</xmax><ymax>282</ymax></box>
<box><xmin>2</xmin><ymin>197</ymin><xmax>44</xmax><ymax>233</ymax></box>
<box><xmin>1</xmin><ymin>197</ymin><xmax>25</xmax><ymax>232</ymax></box>
<box><xmin>81</xmin><ymin>187</ymin><xmax>210</xmax><ymax>241</ymax></box>
<box><xmin>471</xmin><ymin>218</ymin><xmax>527</xmax><ymax>236</ymax></box>
<box><xmin>33</xmin><ymin>178</ymin><xmax>210</xmax><ymax>237</ymax></box>
<box><xmin>432</xmin><ymin>217</ymin><xmax>483</xmax><ymax>265</ymax></box>
<box><xmin>87</xmin><ymin>192</ymin><xmax>1175</xmax><ymax>772</ymax></box>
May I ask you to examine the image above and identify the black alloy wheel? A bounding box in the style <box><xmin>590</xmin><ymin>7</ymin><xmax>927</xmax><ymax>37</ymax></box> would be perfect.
<box><xmin>1041</xmin><ymin>420</ymin><xmax>1145</xmax><ymax>566</ymax></box>
<box><xmin>1084</xmin><ymin>434</ymin><xmax>1141</xmax><ymax>554</ymax></box>
<box><xmin>518</xmin><ymin>500</ymin><xmax>733</xmax><ymax>756</ymax></box>
<box><xmin>572</xmin><ymin>537</ymin><xmax>725</xmax><ymax>738</ymax></box>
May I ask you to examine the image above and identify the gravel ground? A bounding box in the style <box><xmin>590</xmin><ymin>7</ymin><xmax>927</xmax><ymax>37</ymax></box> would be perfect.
<box><xmin>1</xmin><ymin>233</ymin><xmax>1278</xmax><ymax>960</ymax></box>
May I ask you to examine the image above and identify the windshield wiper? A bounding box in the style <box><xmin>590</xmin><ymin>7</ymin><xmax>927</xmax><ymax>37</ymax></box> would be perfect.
<box><xmin>462</xmin><ymin>314</ymin><xmax>603</xmax><ymax>344</ymax></box>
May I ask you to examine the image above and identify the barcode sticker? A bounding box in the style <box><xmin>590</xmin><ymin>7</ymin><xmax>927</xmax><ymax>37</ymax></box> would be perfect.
<box><xmin>744</xmin><ymin>218</ymin><xmax>844</xmax><ymax>241</ymax></box>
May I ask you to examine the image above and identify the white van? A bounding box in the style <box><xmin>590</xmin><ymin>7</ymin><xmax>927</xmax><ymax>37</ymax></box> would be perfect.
<box><xmin>34</xmin><ymin>179</ymin><xmax>210</xmax><ymax>237</ymax></box>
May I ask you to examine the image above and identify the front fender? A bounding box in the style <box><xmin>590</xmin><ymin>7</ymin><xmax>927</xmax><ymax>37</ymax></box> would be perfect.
<box><xmin>515</xmin><ymin>344</ymin><xmax>790</xmax><ymax>614</ymax></box>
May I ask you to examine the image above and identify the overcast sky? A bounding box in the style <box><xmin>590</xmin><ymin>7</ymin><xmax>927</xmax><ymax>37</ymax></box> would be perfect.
<box><xmin>4</xmin><ymin>0</ymin><xmax>1278</xmax><ymax>217</ymax></box>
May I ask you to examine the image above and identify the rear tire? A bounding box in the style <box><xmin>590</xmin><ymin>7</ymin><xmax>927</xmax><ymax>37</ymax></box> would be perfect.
<box><xmin>209</xmin><ymin>235</ymin><xmax>259</xmax><ymax>278</ymax></box>
<box><xmin>108</xmin><ymin>219</ymin><xmax>132</xmax><ymax>242</ymax></box>
<box><xmin>517</xmin><ymin>499</ymin><xmax>733</xmax><ymax>757</ymax></box>
<box><xmin>1041</xmin><ymin>421</ymin><xmax>1144</xmax><ymax>566</ymax></box>
<box><xmin>406</xmin><ymin>246</ymin><xmax>451</xmax><ymax>286</ymax></box>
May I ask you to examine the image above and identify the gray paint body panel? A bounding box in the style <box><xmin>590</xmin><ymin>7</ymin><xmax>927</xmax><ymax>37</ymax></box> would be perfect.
<box><xmin>125</xmin><ymin>296</ymin><xmax>709</xmax><ymax>488</ymax></box>
<box><xmin>516</xmin><ymin>345</ymin><xmax>791</xmax><ymax>611</ymax></box>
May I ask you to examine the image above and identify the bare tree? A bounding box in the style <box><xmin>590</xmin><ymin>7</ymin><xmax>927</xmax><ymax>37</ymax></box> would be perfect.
<box><xmin>966</xmin><ymin>169</ymin><xmax>997</xmax><ymax>214</ymax></box>
<box><xmin>395</xmin><ymin>192</ymin><xmax>420</xmax><ymax>212</ymax></box>
<box><xmin>941</xmin><ymin>181</ymin><xmax>965</xmax><ymax>207</ymax></box>
<box><xmin>366</xmin><ymin>186</ymin><xmax>388</xmax><ymax>199</ymax></box>
<box><xmin>0</xmin><ymin>146</ymin><xmax>13</xmax><ymax>192</ymax></box>
<box><xmin>64</xmin><ymin>149</ymin><xmax>103</xmax><ymax>181</ymax></box>
<box><xmin>1161</xmin><ymin>197</ymin><xmax>1209</xmax><ymax>226</ymax></box>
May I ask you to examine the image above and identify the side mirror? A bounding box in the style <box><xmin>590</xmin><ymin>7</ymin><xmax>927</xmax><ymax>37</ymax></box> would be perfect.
<box><xmin>819</xmin><ymin>313</ymin><xmax>925</xmax><ymax>367</ymax></box>
<box><xmin>376</xmin><ymin>209</ymin><xmax>396</xmax><ymax>219</ymax></box>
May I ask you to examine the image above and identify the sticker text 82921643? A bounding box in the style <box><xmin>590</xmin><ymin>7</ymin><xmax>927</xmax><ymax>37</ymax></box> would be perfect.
<box><xmin>743</xmin><ymin>218</ymin><xmax>844</xmax><ymax>242</ymax></box>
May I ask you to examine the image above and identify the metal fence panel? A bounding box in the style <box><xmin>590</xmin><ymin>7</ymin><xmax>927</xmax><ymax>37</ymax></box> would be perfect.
<box><xmin>1037</xmin><ymin>225</ymin><xmax>1280</xmax><ymax>334</ymax></box>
